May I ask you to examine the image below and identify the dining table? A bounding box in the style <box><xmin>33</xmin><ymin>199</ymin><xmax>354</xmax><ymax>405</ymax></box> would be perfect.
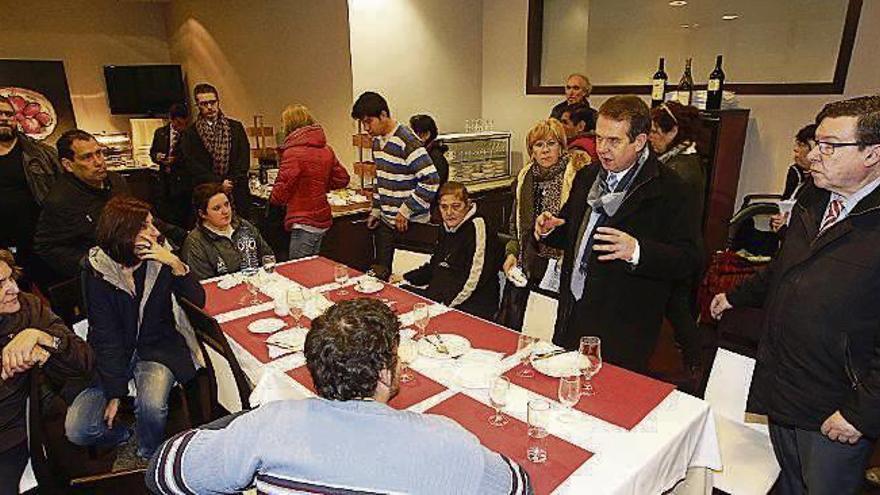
<box><xmin>201</xmin><ymin>256</ymin><xmax>722</xmax><ymax>495</ymax></box>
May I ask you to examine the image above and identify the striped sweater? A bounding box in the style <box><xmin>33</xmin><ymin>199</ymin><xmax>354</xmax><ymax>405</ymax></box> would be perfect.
<box><xmin>372</xmin><ymin>123</ymin><xmax>439</xmax><ymax>224</ymax></box>
<box><xmin>146</xmin><ymin>398</ymin><xmax>532</xmax><ymax>495</ymax></box>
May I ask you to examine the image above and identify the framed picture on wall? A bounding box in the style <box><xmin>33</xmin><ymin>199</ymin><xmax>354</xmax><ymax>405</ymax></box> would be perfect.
<box><xmin>0</xmin><ymin>59</ymin><xmax>76</xmax><ymax>143</ymax></box>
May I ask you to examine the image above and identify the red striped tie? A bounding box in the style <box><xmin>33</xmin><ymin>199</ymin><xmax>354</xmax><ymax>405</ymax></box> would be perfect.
<box><xmin>819</xmin><ymin>198</ymin><xmax>844</xmax><ymax>232</ymax></box>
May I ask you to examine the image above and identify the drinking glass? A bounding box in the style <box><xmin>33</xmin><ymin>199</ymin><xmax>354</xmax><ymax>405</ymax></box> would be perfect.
<box><xmin>557</xmin><ymin>375</ymin><xmax>582</xmax><ymax>423</ymax></box>
<box><xmin>527</xmin><ymin>399</ymin><xmax>550</xmax><ymax>463</ymax></box>
<box><xmin>413</xmin><ymin>302</ymin><xmax>430</xmax><ymax>338</ymax></box>
<box><xmin>334</xmin><ymin>264</ymin><xmax>350</xmax><ymax>296</ymax></box>
<box><xmin>261</xmin><ymin>254</ymin><xmax>276</xmax><ymax>273</ymax></box>
<box><xmin>398</xmin><ymin>338</ymin><xmax>418</xmax><ymax>385</ymax></box>
<box><xmin>517</xmin><ymin>333</ymin><xmax>537</xmax><ymax>378</ymax></box>
<box><xmin>578</xmin><ymin>336</ymin><xmax>603</xmax><ymax>396</ymax></box>
<box><xmin>488</xmin><ymin>376</ymin><xmax>510</xmax><ymax>427</ymax></box>
<box><xmin>240</xmin><ymin>267</ymin><xmax>260</xmax><ymax>305</ymax></box>
<box><xmin>287</xmin><ymin>287</ymin><xmax>304</xmax><ymax>325</ymax></box>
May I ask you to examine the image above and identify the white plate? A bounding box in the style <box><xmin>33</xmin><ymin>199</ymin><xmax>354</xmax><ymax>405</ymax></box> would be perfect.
<box><xmin>454</xmin><ymin>363</ymin><xmax>493</xmax><ymax>389</ymax></box>
<box><xmin>418</xmin><ymin>334</ymin><xmax>471</xmax><ymax>359</ymax></box>
<box><xmin>266</xmin><ymin>327</ymin><xmax>308</xmax><ymax>352</ymax></box>
<box><xmin>531</xmin><ymin>351</ymin><xmax>584</xmax><ymax>378</ymax></box>
<box><xmin>354</xmin><ymin>281</ymin><xmax>384</xmax><ymax>294</ymax></box>
<box><xmin>247</xmin><ymin>318</ymin><xmax>286</xmax><ymax>334</ymax></box>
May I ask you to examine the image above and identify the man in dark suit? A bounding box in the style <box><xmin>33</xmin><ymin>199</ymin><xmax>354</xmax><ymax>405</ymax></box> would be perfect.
<box><xmin>179</xmin><ymin>83</ymin><xmax>251</xmax><ymax>219</ymax></box>
<box><xmin>150</xmin><ymin>102</ymin><xmax>190</xmax><ymax>227</ymax></box>
<box><xmin>535</xmin><ymin>96</ymin><xmax>700</xmax><ymax>372</ymax></box>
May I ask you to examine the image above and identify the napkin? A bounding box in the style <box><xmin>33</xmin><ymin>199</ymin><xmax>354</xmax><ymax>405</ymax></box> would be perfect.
<box><xmin>302</xmin><ymin>293</ymin><xmax>334</xmax><ymax>320</ymax></box>
<box><xmin>217</xmin><ymin>274</ymin><xmax>244</xmax><ymax>290</ymax></box>
<box><xmin>249</xmin><ymin>363</ymin><xmax>305</xmax><ymax>406</ymax></box>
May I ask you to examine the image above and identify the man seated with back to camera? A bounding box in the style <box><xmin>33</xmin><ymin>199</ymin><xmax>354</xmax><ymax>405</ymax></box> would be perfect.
<box><xmin>146</xmin><ymin>298</ymin><xmax>532</xmax><ymax>495</ymax></box>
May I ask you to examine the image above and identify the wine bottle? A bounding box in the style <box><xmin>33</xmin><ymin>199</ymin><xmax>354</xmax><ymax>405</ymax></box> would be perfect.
<box><xmin>651</xmin><ymin>57</ymin><xmax>668</xmax><ymax>108</ymax></box>
<box><xmin>677</xmin><ymin>58</ymin><xmax>694</xmax><ymax>106</ymax></box>
<box><xmin>706</xmin><ymin>55</ymin><xmax>725</xmax><ymax>110</ymax></box>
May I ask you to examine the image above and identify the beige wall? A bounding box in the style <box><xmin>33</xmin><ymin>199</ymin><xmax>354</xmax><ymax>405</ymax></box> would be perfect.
<box><xmin>0</xmin><ymin>0</ymin><xmax>170</xmax><ymax>134</ymax></box>
<box><xmin>166</xmin><ymin>0</ymin><xmax>355</xmax><ymax>169</ymax></box>
<box><xmin>482</xmin><ymin>0</ymin><xmax>880</xmax><ymax>206</ymax></box>
<box><xmin>349</xmin><ymin>0</ymin><xmax>483</xmax><ymax>143</ymax></box>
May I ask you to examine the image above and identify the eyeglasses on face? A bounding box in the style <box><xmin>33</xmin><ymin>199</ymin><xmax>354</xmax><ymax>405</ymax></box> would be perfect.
<box><xmin>812</xmin><ymin>140</ymin><xmax>868</xmax><ymax>156</ymax></box>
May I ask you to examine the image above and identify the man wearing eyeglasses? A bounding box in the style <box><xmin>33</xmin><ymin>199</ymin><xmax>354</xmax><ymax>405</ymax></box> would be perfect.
<box><xmin>534</xmin><ymin>95</ymin><xmax>700</xmax><ymax>372</ymax></box>
<box><xmin>179</xmin><ymin>83</ymin><xmax>251</xmax><ymax>219</ymax></box>
<box><xmin>0</xmin><ymin>96</ymin><xmax>61</xmax><ymax>290</ymax></box>
<box><xmin>711</xmin><ymin>95</ymin><xmax>880</xmax><ymax>493</ymax></box>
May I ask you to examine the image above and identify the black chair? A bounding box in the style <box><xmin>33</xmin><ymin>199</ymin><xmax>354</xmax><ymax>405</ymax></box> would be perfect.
<box><xmin>179</xmin><ymin>297</ymin><xmax>253</xmax><ymax>419</ymax></box>
<box><xmin>46</xmin><ymin>277</ymin><xmax>86</xmax><ymax>327</ymax></box>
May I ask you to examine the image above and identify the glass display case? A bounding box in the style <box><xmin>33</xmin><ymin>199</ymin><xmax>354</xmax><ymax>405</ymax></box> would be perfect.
<box><xmin>436</xmin><ymin>131</ymin><xmax>511</xmax><ymax>185</ymax></box>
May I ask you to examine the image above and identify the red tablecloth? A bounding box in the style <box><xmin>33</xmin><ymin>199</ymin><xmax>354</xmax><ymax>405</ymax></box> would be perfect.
<box><xmin>324</xmin><ymin>283</ymin><xmax>431</xmax><ymax>315</ymax></box>
<box><xmin>425</xmin><ymin>310</ymin><xmax>518</xmax><ymax>356</ymax></box>
<box><xmin>287</xmin><ymin>366</ymin><xmax>446</xmax><ymax>410</ymax></box>
<box><xmin>275</xmin><ymin>257</ymin><xmax>359</xmax><ymax>288</ymax></box>
<box><xmin>426</xmin><ymin>393</ymin><xmax>593</xmax><ymax>495</ymax></box>
<box><xmin>220</xmin><ymin>309</ymin><xmax>300</xmax><ymax>364</ymax></box>
<box><xmin>505</xmin><ymin>363</ymin><xmax>675</xmax><ymax>430</ymax></box>
<box><xmin>203</xmin><ymin>281</ymin><xmax>271</xmax><ymax>317</ymax></box>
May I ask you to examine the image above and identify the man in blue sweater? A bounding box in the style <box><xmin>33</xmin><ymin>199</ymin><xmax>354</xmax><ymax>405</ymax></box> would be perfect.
<box><xmin>352</xmin><ymin>92</ymin><xmax>439</xmax><ymax>280</ymax></box>
<box><xmin>146</xmin><ymin>298</ymin><xmax>532</xmax><ymax>495</ymax></box>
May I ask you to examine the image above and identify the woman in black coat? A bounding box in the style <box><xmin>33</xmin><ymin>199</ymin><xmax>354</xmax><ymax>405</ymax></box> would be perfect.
<box><xmin>64</xmin><ymin>196</ymin><xmax>205</xmax><ymax>467</ymax></box>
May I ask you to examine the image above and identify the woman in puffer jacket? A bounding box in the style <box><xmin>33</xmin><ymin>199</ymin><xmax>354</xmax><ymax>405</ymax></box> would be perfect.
<box><xmin>270</xmin><ymin>104</ymin><xmax>350</xmax><ymax>259</ymax></box>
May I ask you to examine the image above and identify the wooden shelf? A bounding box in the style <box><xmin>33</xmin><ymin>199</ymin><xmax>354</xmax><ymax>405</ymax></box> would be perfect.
<box><xmin>352</xmin><ymin>133</ymin><xmax>372</xmax><ymax>149</ymax></box>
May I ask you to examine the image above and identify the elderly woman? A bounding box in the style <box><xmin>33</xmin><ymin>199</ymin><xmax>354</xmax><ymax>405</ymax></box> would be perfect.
<box><xmin>498</xmin><ymin>119</ymin><xmax>587</xmax><ymax>330</ymax></box>
<box><xmin>0</xmin><ymin>249</ymin><xmax>92</xmax><ymax>494</ymax></box>
<box><xmin>394</xmin><ymin>182</ymin><xmax>501</xmax><ymax>320</ymax></box>
<box><xmin>182</xmin><ymin>182</ymin><xmax>274</xmax><ymax>280</ymax></box>
<box><xmin>65</xmin><ymin>196</ymin><xmax>205</xmax><ymax>470</ymax></box>
<box><xmin>648</xmin><ymin>101</ymin><xmax>706</xmax><ymax>375</ymax></box>
<box><xmin>270</xmin><ymin>104</ymin><xmax>350</xmax><ymax>259</ymax></box>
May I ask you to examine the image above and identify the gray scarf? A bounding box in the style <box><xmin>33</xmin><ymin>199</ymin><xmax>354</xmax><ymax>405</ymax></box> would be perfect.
<box><xmin>586</xmin><ymin>147</ymin><xmax>649</xmax><ymax>217</ymax></box>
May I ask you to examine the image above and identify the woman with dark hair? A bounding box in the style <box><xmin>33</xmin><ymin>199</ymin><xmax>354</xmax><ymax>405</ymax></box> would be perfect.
<box><xmin>183</xmin><ymin>182</ymin><xmax>273</xmax><ymax>280</ymax></box>
<box><xmin>649</xmin><ymin>101</ymin><xmax>707</xmax><ymax>215</ymax></box>
<box><xmin>770</xmin><ymin>123</ymin><xmax>817</xmax><ymax>232</ymax></box>
<box><xmin>65</xmin><ymin>195</ymin><xmax>205</xmax><ymax>470</ymax></box>
<box><xmin>648</xmin><ymin>102</ymin><xmax>706</xmax><ymax>376</ymax></box>
<box><xmin>410</xmin><ymin>114</ymin><xmax>449</xmax><ymax>187</ymax></box>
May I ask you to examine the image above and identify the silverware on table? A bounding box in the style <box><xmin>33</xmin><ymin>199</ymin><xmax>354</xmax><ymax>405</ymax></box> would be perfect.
<box><xmin>531</xmin><ymin>349</ymin><xmax>568</xmax><ymax>361</ymax></box>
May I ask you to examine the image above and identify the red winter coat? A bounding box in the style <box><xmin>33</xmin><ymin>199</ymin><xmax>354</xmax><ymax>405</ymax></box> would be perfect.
<box><xmin>568</xmin><ymin>134</ymin><xmax>599</xmax><ymax>164</ymax></box>
<box><xmin>270</xmin><ymin>125</ymin><xmax>350</xmax><ymax>230</ymax></box>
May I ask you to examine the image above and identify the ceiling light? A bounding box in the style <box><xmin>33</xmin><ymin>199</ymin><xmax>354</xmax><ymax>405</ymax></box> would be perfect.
<box><xmin>680</xmin><ymin>23</ymin><xmax>691</xmax><ymax>29</ymax></box>
<box><xmin>669</xmin><ymin>1</ymin><xmax>688</xmax><ymax>6</ymax></box>
<box><xmin>721</xmin><ymin>14</ymin><xmax>740</xmax><ymax>20</ymax></box>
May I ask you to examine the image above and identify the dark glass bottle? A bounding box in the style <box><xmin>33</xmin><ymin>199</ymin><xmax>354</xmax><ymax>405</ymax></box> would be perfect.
<box><xmin>651</xmin><ymin>57</ymin><xmax>668</xmax><ymax>108</ymax></box>
<box><xmin>706</xmin><ymin>55</ymin><xmax>725</xmax><ymax>110</ymax></box>
<box><xmin>677</xmin><ymin>58</ymin><xmax>694</xmax><ymax>106</ymax></box>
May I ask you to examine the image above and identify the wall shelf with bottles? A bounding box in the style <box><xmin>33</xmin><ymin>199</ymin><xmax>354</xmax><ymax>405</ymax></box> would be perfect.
<box><xmin>436</xmin><ymin>131</ymin><xmax>511</xmax><ymax>185</ymax></box>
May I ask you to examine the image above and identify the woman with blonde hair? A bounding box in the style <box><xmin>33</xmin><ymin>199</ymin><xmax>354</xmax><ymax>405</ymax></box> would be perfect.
<box><xmin>270</xmin><ymin>104</ymin><xmax>350</xmax><ymax>259</ymax></box>
<box><xmin>497</xmin><ymin>118</ymin><xmax>588</xmax><ymax>329</ymax></box>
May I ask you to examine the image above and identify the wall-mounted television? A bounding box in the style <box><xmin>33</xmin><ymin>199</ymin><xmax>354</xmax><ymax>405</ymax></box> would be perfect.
<box><xmin>104</xmin><ymin>64</ymin><xmax>186</xmax><ymax>115</ymax></box>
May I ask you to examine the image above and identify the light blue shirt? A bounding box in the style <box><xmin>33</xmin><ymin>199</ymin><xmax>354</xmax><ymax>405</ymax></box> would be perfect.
<box><xmin>822</xmin><ymin>175</ymin><xmax>880</xmax><ymax>228</ymax></box>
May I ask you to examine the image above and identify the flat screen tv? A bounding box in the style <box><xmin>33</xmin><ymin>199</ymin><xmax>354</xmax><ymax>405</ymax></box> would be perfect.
<box><xmin>104</xmin><ymin>64</ymin><xmax>186</xmax><ymax>115</ymax></box>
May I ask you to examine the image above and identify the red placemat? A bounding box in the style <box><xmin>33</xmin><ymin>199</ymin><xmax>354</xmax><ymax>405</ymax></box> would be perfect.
<box><xmin>426</xmin><ymin>393</ymin><xmax>592</xmax><ymax>495</ymax></box>
<box><xmin>276</xmin><ymin>257</ymin><xmax>359</xmax><ymax>288</ymax></box>
<box><xmin>425</xmin><ymin>310</ymin><xmax>518</xmax><ymax>356</ymax></box>
<box><xmin>286</xmin><ymin>366</ymin><xmax>446</xmax><ymax>410</ymax></box>
<box><xmin>203</xmin><ymin>281</ymin><xmax>271</xmax><ymax>317</ymax></box>
<box><xmin>220</xmin><ymin>309</ymin><xmax>300</xmax><ymax>364</ymax></box>
<box><xmin>505</xmin><ymin>363</ymin><xmax>675</xmax><ymax>430</ymax></box>
<box><xmin>324</xmin><ymin>283</ymin><xmax>431</xmax><ymax>315</ymax></box>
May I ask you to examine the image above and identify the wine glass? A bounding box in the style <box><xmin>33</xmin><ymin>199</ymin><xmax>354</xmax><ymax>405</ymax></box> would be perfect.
<box><xmin>398</xmin><ymin>338</ymin><xmax>418</xmax><ymax>385</ymax></box>
<box><xmin>488</xmin><ymin>376</ymin><xmax>510</xmax><ymax>427</ymax></box>
<box><xmin>412</xmin><ymin>302</ymin><xmax>430</xmax><ymax>338</ymax></box>
<box><xmin>262</xmin><ymin>254</ymin><xmax>276</xmax><ymax>273</ymax></box>
<box><xmin>517</xmin><ymin>333</ymin><xmax>537</xmax><ymax>378</ymax></box>
<box><xmin>557</xmin><ymin>375</ymin><xmax>582</xmax><ymax>423</ymax></box>
<box><xmin>527</xmin><ymin>399</ymin><xmax>550</xmax><ymax>464</ymax></box>
<box><xmin>239</xmin><ymin>266</ymin><xmax>261</xmax><ymax>305</ymax></box>
<box><xmin>287</xmin><ymin>287</ymin><xmax>304</xmax><ymax>325</ymax></box>
<box><xmin>334</xmin><ymin>263</ymin><xmax>350</xmax><ymax>296</ymax></box>
<box><xmin>579</xmin><ymin>336</ymin><xmax>603</xmax><ymax>396</ymax></box>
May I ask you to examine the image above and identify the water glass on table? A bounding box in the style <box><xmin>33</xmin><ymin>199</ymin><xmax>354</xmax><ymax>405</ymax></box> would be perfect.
<box><xmin>488</xmin><ymin>376</ymin><xmax>510</xmax><ymax>427</ymax></box>
<box><xmin>398</xmin><ymin>338</ymin><xmax>418</xmax><ymax>385</ymax></box>
<box><xmin>516</xmin><ymin>333</ymin><xmax>537</xmax><ymax>378</ymax></box>
<box><xmin>241</xmin><ymin>267</ymin><xmax>261</xmax><ymax>305</ymax></box>
<box><xmin>557</xmin><ymin>375</ymin><xmax>582</xmax><ymax>423</ymax></box>
<box><xmin>578</xmin><ymin>336</ymin><xmax>603</xmax><ymax>396</ymax></box>
<box><xmin>527</xmin><ymin>399</ymin><xmax>551</xmax><ymax>463</ymax></box>
<box><xmin>334</xmin><ymin>263</ymin><xmax>350</xmax><ymax>295</ymax></box>
<box><xmin>412</xmin><ymin>302</ymin><xmax>431</xmax><ymax>338</ymax></box>
<box><xmin>286</xmin><ymin>287</ymin><xmax>305</xmax><ymax>325</ymax></box>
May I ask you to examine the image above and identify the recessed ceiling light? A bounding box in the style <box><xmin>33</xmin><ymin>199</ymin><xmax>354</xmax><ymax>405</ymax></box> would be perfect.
<box><xmin>680</xmin><ymin>23</ymin><xmax>691</xmax><ymax>28</ymax></box>
<box><xmin>721</xmin><ymin>14</ymin><xmax>740</xmax><ymax>20</ymax></box>
<box><xmin>669</xmin><ymin>1</ymin><xmax>688</xmax><ymax>6</ymax></box>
